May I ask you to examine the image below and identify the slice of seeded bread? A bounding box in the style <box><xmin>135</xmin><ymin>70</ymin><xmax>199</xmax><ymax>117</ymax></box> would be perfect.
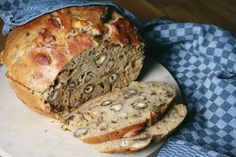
<box><xmin>93</xmin><ymin>104</ymin><xmax>187</xmax><ymax>153</ymax></box>
<box><xmin>62</xmin><ymin>81</ymin><xmax>176</xmax><ymax>144</ymax></box>
<box><xmin>94</xmin><ymin>133</ymin><xmax>152</xmax><ymax>153</ymax></box>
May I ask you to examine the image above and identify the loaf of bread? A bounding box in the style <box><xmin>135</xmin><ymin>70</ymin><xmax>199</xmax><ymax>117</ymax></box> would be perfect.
<box><xmin>62</xmin><ymin>81</ymin><xmax>176</xmax><ymax>144</ymax></box>
<box><xmin>92</xmin><ymin>104</ymin><xmax>187</xmax><ymax>153</ymax></box>
<box><xmin>2</xmin><ymin>6</ymin><xmax>144</xmax><ymax>119</ymax></box>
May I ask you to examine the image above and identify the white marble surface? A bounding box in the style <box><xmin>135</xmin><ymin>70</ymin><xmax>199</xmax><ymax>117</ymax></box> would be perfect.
<box><xmin>0</xmin><ymin>59</ymin><xmax>181</xmax><ymax>157</ymax></box>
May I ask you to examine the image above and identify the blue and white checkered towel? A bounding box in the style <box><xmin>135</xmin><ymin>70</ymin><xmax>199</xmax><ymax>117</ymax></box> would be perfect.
<box><xmin>0</xmin><ymin>1</ymin><xmax>235</xmax><ymax>157</ymax></box>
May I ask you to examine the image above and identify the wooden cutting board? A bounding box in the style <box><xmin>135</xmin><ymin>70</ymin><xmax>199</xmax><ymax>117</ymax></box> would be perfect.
<box><xmin>0</xmin><ymin>58</ymin><xmax>181</xmax><ymax>157</ymax></box>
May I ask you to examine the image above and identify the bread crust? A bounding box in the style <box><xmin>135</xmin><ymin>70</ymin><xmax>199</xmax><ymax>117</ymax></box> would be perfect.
<box><xmin>82</xmin><ymin>98</ymin><xmax>174</xmax><ymax>144</ymax></box>
<box><xmin>0</xmin><ymin>51</ymin><xmax>3</xmax><ymax>65</ymax></box>
<box><xmin>93</xmin><ymin>104</ymin><xmax>187</xmax><ymax>153</ymax></box>
<box><xmin>104</xmin><ymin>145</ymin><xmax>149</xmax><ymax>154</ymax></box>
<box><xmin>102</xmin><ymin>137</ymin><xmax>152</xmax><ymax>153</ymax></box>
<box><xmin>81</xmin><ymin>121</ymin><xmax>146</xmax><ymax>144</ymax></box>
<box><xmin>3</xmin><ymin>6</ymin><xmax>142</xmax><ymax>93</ymax></box>
<box><xmin>2</xmin><ymin>6</ymin><xmax>144</xmax><ymax>118</ymax></box>
<box><xmin>6</xmin><ymin>73</ymin><xmax>52</xmax><ymax>117</ymax></box>
<box><xmin>65</xmin><ymin>81</ymin><xmax>176</xmax><ymax>144</ymax></box>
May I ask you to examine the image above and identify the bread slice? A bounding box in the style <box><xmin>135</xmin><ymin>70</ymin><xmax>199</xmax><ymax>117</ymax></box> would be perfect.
<box><xmin>93</xmin><ymin>104</ymin><xmax>187</xmax><ymax>153</ymax></box>
<box><xmin>3</xmin><ymin>6</ymin><xmax>144</xmax><ymax>119</ymax></box>
<box><xmin>94</xmin><ymin>133</ymin><xmax>152</xmax><ymax>153</ymax></box>
<box><xmin>62</xmin><ymin>81</ymin><xmax>176</xmax><ymax>144</ymax></box>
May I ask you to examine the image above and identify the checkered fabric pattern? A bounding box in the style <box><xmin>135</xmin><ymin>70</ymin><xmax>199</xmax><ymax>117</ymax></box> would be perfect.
<box><xmin>142</xmin><ymin>20</ymin><xmax>236</xmax><ymax>157</ymax></box>
<box><xmin>158</xmin><ymin>138</ymin><xmax>229</xmax><ymax>157</ymax></box>
<box><xmin>0</xmin><ymin>1</ymin><xmax>235</xmax><ymax>157</ymax></box>
<box><xmin>0</xmin><ymin>0</ymin><xmax>28</xmax><ymax>10</ymax></box>
<box><xmin>0</xmin><ymin>0</ymin><xmax>28</xmax><ymax>29</ymax></box>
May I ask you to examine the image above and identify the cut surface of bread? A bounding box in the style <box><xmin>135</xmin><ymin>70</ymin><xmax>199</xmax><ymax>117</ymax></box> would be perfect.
<box><xmin>93</xmin><ymin>104</ymin><xmax>187</xmax><ymax>153</ymax></box>
<box><xmin>47</xmin><ymin>43</ymin><xmax>143</xmax><ymax>119</ymax></box>
<box><xmin>62</xmin><ymin>81</ymin><xmax>176</xmax><ymax>144</ymax></box>
<box><xmin>3</xmin><ymin>6</ymin><xmax>144</xmax><ymax>119</ymax></box>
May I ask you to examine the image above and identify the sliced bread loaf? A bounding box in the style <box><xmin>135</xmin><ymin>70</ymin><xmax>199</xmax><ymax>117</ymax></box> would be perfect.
<box><xmin>3</xmin><ymin>6</ymin><xmax>144</xmax><ymax>119</ymax></box>
<box><xmin>93</xmin><ymin>104</ymin><xmax>187</xmax><ymax>153</ymax></box>
<box><xmin>62</xmin><ymin>81</ymin><xmax>176</xmax><ymax>144</ymax></box>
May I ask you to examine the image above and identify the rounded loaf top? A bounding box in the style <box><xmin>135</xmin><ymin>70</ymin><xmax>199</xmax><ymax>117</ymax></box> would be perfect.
<box><xmin>3</xmin><ymin>6</ymin><xmax>143</xmax><ymax>92</ymax></box>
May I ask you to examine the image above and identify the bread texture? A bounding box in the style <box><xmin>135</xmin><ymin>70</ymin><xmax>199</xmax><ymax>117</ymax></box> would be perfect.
<box><xmin>2</xmin><ymin>6</ymin><xmax>144</xmax><ymax>119</ymax></box>
<box><xmin>0</xmin><ymin>51</ymin><xmax>3</xmax><ymax>65</ymax></box>
<box><xmin>62</xmin><ymin>81</ymin><xmax>176</xmax><ymax>144</ymax></box>
<box><xmin>2</xmin><ymin>5</ymin><xmax>186</xmax><ymax>155</ymax></box>
<box><xmin>93</xmin><ymin>104</ymin><xmax>187</xmax><ymax>153</ymax></box>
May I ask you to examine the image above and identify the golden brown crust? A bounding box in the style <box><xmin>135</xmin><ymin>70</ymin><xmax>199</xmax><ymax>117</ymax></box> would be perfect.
<box><xmin>0</xmin><ymin>51</ymin><xmax>3</xmax><ymax>65</ymax></box>
<box><xmin>104</xmin><ymin>143</ymin><xmax>150</xmax><ymax>154</ymax></box>
<box><xmin>92</xmin><ymin>133</ymin><xmax>152</xmax><ymax>153</ymax></box>
<box><xmin>2</xmin><ymin>5</ymin><xmax>143</xmax><ymax>119</ymax></box>
<box><xmin>81</xmin><ymin>121</ymin><xmax>146</xmax><ymax>144</ymax></box>
<box><xmin>6</xmin><ymin>73</ymin><xmax>52</xmax><ymax>118</ymax></box>
<box><xmin>65</xmin><ymin>81</ymin><xmax>176</xmax><ymax>144</ymax></box>
<box><xmin>3</xmin><ymin>6</ymin><xmax>142</xmax><ymax>93</ymax></box>
<box><xmin>93</xmin><ymin>104</ymin><xmax>187</xmax><ymax>153</ymax></box>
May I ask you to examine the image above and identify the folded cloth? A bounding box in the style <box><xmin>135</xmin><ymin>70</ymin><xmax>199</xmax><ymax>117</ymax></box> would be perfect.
<box><xmin>0</xmin><ymin>0</ymin><xmax>140</xmax><ymax>35</ymax></box>
<box><xmin>141</xmin><ymin>20</ymin><xmax>236</xmax><ymax>157</ymax></box>
<box><xmin>0</xmin><ymin>1</ymin><xmax>235</xmax><ymax>156</ymax></box>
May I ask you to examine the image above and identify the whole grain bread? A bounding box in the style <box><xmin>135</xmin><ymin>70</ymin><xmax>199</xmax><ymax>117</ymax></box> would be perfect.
<box><xmin>62</xmin><ymin>81</ymin><xmax>176</xmax><ymax>144</ymax></box>
<box><xmin>1</xmin><ymin>4</ymin><xmax>186</xmax><ymax>155</ymax></box>
<box><xmin>3</xmin><ymin>6</ymin><xmax>144</xmax><ymax>119</ymax></box>
<box><xmin>93</xmin><ymin>104</ymin><xmax>187</xmax><ymax>153</ymax></box>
